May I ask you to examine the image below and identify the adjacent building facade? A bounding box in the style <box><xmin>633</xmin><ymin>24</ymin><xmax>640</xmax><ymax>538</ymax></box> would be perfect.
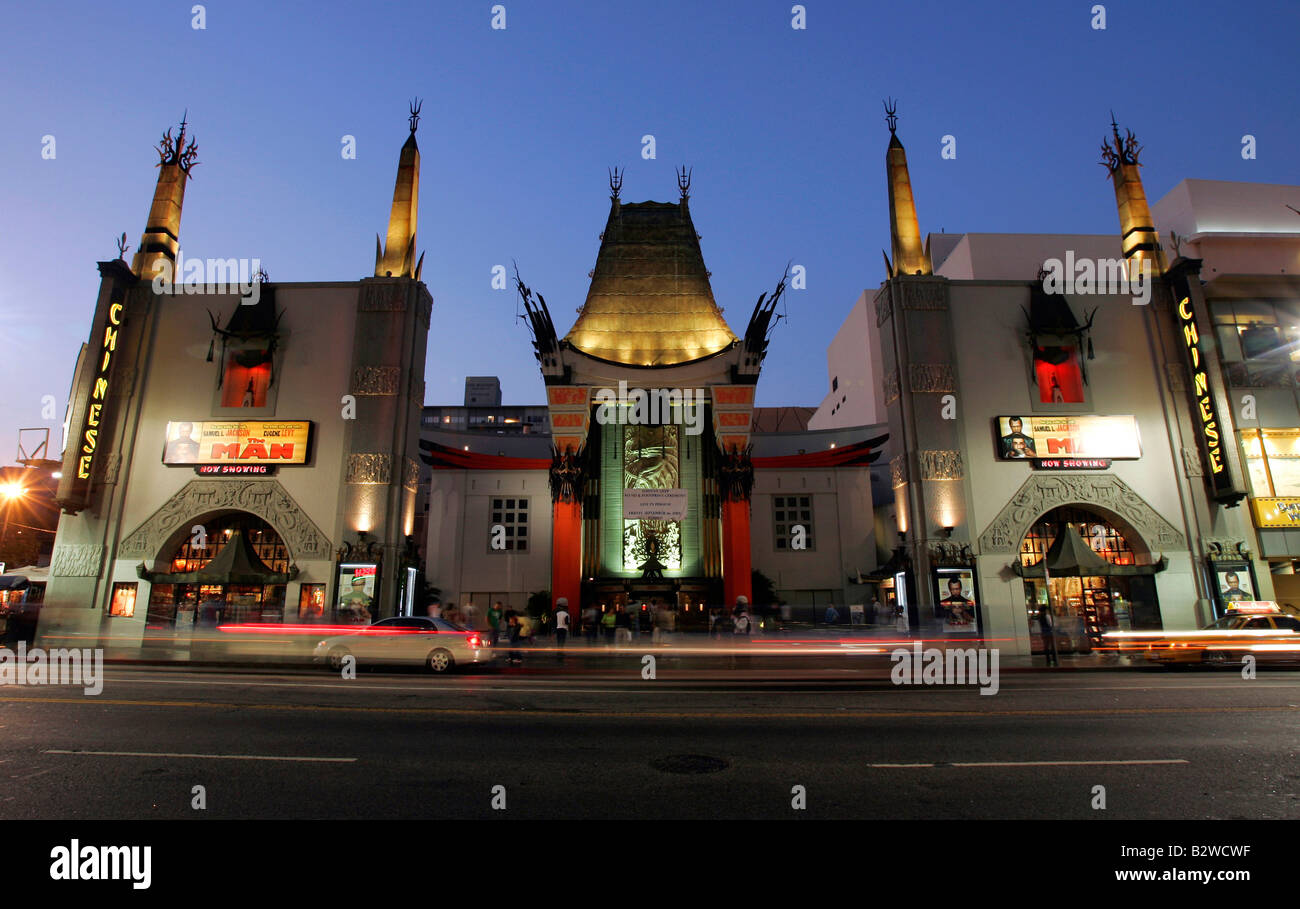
<box><xmin>38</xmin><ymin>112</ymin><xmax>432</xmax><ymax>655</ymax></box>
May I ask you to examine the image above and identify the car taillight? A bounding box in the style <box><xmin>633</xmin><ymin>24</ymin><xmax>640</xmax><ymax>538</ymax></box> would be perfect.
<box><xmin>467</xmin><ymin>633</ymin><xmax>483</xmax><ymax>647</ymax></box>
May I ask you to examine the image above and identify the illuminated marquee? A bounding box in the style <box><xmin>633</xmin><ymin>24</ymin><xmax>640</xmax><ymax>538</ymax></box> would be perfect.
<box><xmin>162</xmin><ymin>421</ymin><xmax>312</xmax><ymax>465</ymax></box>
<box><xmin>76</xmin><ymin>300</ymin><xmax>124</xmax><ymax>482</ymax></box>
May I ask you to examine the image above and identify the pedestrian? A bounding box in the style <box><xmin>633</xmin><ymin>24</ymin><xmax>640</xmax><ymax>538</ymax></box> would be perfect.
<box><xmin>894</xmin><ymin>602</ymin><xmax>909</xmax><ymax>635</ymax></box>
<box><xmin>583</xmin><ymin>604</ymin><xmax>599</xmax><ymax>646</ymax></box>
<box><xmin>601</xmin><ymin>606</ymin><xmax>617</xmax><ymax>644</ymax></box>
<box><xmin>506</xmin><ymin>611</ymin><xmax>523</xmax><ymax>664</ymax></box>
<box><xmin>614</xmin><ymin>603</ymin><xmax>632</xmax><ymax>645</ymax></box>
<box><xmin>554</xmin><ymin>598</ymin><xmax>570</xmax><ymax>660</ymax></box>
<box><xmin>824</xmin><ymin>604</ymin><xmax>839</xmax><ymax>625</ymax></box>
<box><xmin>426</xmin><ymin>598</ymin><xmax>441</xmax><ymax>619</ymax></box>
<box><xmin>488</xmin><ymin>601</ymin><xmax>503</xmax><ymax>647</ymax></box>
<box><xmin>1039</xmin><ymin>604</ymin><xmax>1059</xmax><ymax>667</ymax></box>
<box><xmin>733</xmin><ymin>603</ymin><xmax>752</xmax><ymax>637</ymax></box>
<box><xmin>872</xmin><ymin>597</ymin><xmax>888</xmax><ymax>626</ymax></box>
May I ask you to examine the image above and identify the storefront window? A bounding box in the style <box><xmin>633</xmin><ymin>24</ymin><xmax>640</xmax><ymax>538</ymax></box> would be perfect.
<box><xmin>109</xmin><ymin>582</ymin><xmax>137</xmax><ymax>617</ymax></box>
<box><xmin>298</xmin><ymin>583</ymin><xmax>327</xmax><ymax>621</ymax></box>
<box><xmin>1212</xmin><ymin>299</ymin><xmax>1300</xmax><ymax>386</ymax></box>
<box><xmin>1238</xmin><ymin>428</ymin><xmax>1300</xmax><ymax>497</ymax></box>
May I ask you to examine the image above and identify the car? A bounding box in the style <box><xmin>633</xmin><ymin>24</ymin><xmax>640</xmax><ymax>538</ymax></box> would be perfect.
<box><xmin>1102</xmin><ymin>605</ymin><xmax>1300</xmax><ymax>668</ymax></box>
<box><xmin>312</xmin><ymin>616</ymin><xmax>496</xmax><ymax>673</ymax></box>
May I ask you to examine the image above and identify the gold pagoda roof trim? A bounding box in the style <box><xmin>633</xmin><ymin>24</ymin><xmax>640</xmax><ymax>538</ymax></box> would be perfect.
<box><xmin>564</xmin><ymin>200</ymin><xmax>738</xmax><ymax>367</ymax></box>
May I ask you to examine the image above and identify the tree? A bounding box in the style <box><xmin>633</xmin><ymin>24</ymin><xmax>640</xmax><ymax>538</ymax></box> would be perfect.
<box><xmin>751</xmin><ymin>570</ymin><xmax>783</xmax><ymax>608</ymax></box>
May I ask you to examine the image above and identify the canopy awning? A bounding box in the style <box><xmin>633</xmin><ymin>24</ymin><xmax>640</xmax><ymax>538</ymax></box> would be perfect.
<box><xmin>0</xmin><ymin>576</ymin><xmax>30</xmax><ymax>591</ymax></box>
<box><xmin>1013</xmin><ymin>524</ymin><xmax>1166</xmax><ymax>577</ymax></box>
<box><xmin>138</xmin><ymin>527</ymin><xmax>298</xmax><ymax>585</ymax></box>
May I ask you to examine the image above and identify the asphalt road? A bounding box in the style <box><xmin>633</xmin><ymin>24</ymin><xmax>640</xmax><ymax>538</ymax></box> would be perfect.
<box><xmin>2</xmin><ymin>664</ymin><xmax>1298</xmax><ymax>820</ymax></box>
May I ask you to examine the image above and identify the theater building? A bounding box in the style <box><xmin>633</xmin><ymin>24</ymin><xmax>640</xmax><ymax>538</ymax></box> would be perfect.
<box><xmin>1152</xmin><ymin>178</ymin><xmax>1300</xmax><ymax>609</ymax></box>
<box><xmin>859</xmin><ymin>110</ymin><xmax>1265</xmax><ymax>655</ymax></box>
<box><xmin>421</xmin><ymin>173</ymin><xmax>889</xmax><ymax>620</ymax></box>
<box><xmin>38</xmin><ymin>111</ymin><xmax>431</xmax><ymax>655</ymax></box>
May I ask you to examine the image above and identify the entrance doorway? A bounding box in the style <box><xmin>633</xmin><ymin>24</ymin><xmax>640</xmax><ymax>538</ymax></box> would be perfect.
<box><xmin>1017</xmin><ymin>507</ymin><xmax>1163</xmax><ymax>654</ymax></box>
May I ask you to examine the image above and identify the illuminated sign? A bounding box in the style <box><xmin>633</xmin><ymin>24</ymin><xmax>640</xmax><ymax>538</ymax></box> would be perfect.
<box><xmin>1176</xmin><ymin>296</ymin><xmax>1229</xmax><ymax>482</ymax></box>
<box><xmin>162</xmin><ymin>421</ymin><xmax>311</xmax><ymax>465</ymax></box>
<box><xmin>1250</xmin><ymin>497</ymin><xmax>1300</xmax><ymax>528</ymax></box>
<box><xmin>995</xmin><ymin>415</ymin><xmax>1140</xmax><ymax>461</ymax></box>
<box><xmin>75</xmin><ymin>299</ymin><xmax>125</xmax><ymax>483</ymax></box>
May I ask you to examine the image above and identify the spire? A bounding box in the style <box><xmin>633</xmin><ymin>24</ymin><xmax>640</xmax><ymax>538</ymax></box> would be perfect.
<box><xmin>883</xmin><ymin>99</ymin><xmax>931</xmax><ymax>278</ymax></box>
<box><xmin>375</xmin><ymin>99</ymin><xmax>422</xmax><ymax>279</ymax></box>
<box><xmin>1100</xmin><ymin>113</ymin><xmax>1166</xmax><ymax>276</ymax></box>
<box><xmin>131</xmin><ymin>113</ymin><xmax>199</xmax><ymax>280</ymax></box>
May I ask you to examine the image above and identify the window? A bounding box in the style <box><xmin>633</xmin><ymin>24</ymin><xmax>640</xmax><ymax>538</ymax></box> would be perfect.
<box><xmin>220</xmin><ymin>354</ymin><xmax>271</xmax><ymax>408</ymax></box>
<box><xmin>298</xmin><ymin>583</ymin><xmax>326</xmax><ymax>621</ymax></box>
<box><xmin>489</xmin><ymin>497</ymin><xmax>529</xmax><ymax>552</ymax></box>
<box><xmin>1239</xmin><ymin>428</ymin><xmax>1300</xmax><ymax>497</ymax></box>
<box><xmin>1212</xmin><ymin>300</ymin><xmax>1300</xmax><ymax>387</ymax></box>
<box><xmin>109</xmin><ymin>582</ymin><xmax>137</xmax><ymax>617</ymax></box>
<box><xmin>1034</xmin><ymin>346</ymin><xmax>1085</xmax><ymax>403</ymax></box>
<box><xmin>773</xmin><ymin>495</ymin><xmax>814</xmax><ymax>550</ymax></box>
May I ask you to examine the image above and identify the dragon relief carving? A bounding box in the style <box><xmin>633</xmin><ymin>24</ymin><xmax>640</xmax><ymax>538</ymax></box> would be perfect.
<box><xmin>118</xmin><ymin>480</ymin><xmax>332</xmax><ymax>562</ymax></box>
<box><xmin>978</xmin><ymin>473</ymin><xmax>1185</xmax><ymax>555</ymax></box>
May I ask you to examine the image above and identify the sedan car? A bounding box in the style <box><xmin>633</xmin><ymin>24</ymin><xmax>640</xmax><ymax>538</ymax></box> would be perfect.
<box><xmin>312</xmin><ymin>616</ymin><xmax>496</xmax><ymax>673</ymax></box>
<box><xmin>1103</xmin><ymin>609</ymin><xmax>1300</xmax><ymax>667</ymax></box>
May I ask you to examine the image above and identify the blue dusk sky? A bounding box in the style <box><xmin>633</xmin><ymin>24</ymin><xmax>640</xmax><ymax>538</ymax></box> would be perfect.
<box><xmin>2</xmin><ymin>0</ymin><xmax>1298</xmax><ymax>459</ymax></box>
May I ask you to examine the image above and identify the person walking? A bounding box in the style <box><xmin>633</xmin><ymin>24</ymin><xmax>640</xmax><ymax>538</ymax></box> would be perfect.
<box><xmin>601</xmin><ymin>606</ymin><xmax>617</xmax><ymax>644</ymax></box>
<box><xmin>1039</xmin><ymin>604</ymin><xmax>1059</xmax><ymax>667</ymax></box>
<box><xmin>583</xmin><ymin>604</ymin><xmax>599</xmax><ymax>646</ymax></box>
<box><xmin>824</xmin><ymin>604</ymin><xmax>839</xmax><ymax>626</ymax></box>
<box><xmin>614</xmin><ymin>603</ymin><xmax>632</xmax><ymax>645</ymax></box>
<box><xmin>488</xmin><ymin>601</ymin><xmax>503</xmax><ymax>647</ymax></box>
<box><xmin>506</xmin><ymin>611</ymin><xmax>523</xmax><ymax>665</ymax></box>
<box><xmin>554</xmin><ymin>598</ymin><xmax>570</xmax><ymax>661</ymax></box>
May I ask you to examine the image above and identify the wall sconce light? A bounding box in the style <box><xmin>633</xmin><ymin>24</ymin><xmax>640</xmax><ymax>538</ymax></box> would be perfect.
<box><xmin>940</xmin><ymin>525</ymin><xmax>954</xmax><ymax>539</ymax></box>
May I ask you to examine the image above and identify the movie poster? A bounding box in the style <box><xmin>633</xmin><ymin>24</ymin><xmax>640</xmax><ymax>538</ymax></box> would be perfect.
<box><xmin>336</xmin><ymin>564</ymin><xmax>377</xmax><ymax>624</ymax></box>
<box><xmin>934</xmin><ymin>569</ymin><xmax>979</xmax><ymax>634</ymax></box>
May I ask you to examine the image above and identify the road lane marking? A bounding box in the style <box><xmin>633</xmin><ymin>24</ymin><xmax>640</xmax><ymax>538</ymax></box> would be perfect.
<box><xmin>869</xmin><ymin>759</ymin><xmax>1190</xmax><ymax>768</ymax></box>
<box><xmin>86</xmin><ymin>674</ymin><xmax>1300</xmax><ymax>697</ymax></box>
<box><xmin>45</xmin><ymin>749</ymin><xmax>356</xmax><ymax>762</ymax></box>
<box><xmin>5</xmin><ymin>696</ymin><xmax>1299</xmax><ymax>720</ymax></box>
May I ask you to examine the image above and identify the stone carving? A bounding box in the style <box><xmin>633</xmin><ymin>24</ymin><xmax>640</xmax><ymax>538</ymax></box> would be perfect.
<box><xmin>51</xmin><ymin>543</ymin><xmax>104</xmax><ymax>577</ymax></box>
<box><xmin>875</xmin><ymin>290</ymin><xmax>893</xmax><ymax>327</ymax></box>
<box><xmin>1203</xmin><ymin>538</ymin><xmax>1251</xmax><ymax>560</ymax></box>
<box><xmin>352</xmin><ymin>366</ymin><xmax>400</xmax><ymax>396</ymax></box>
<box><xmin>111</xmin><ymin>367</ymin><xmax>136</xmax><ymax>398</ymax></box>
<box><xmin>901</xmin><ymin>282</ymin><xmax>947</xmax><ymax>311</ymax></box>
<box><xmin>1182</xmin><ymin>446</ymin><xmax>1204</xmax><ymax>478</ymax></box>
<box><xmin>403</xmin><ymin>457</ymin><xmax>419</xmax><ymax>491</ymax></box>
<box><xmin>119</xmin><ymin>480</ymin><xmax>332</xmax><ymax>562</ymax></box>
<box><xmin>347</xmin><ymin>453</ymin><xmax>391</xmax><ymax>485</ymax></box>
<box><xmin>98</xmin><ymin>451</ymin><xmax>122</xmax><ymax>485</ymax></box>
<box><xmin>417</xmin><ymin>290</ymin><xmax>433</xmax><ymax>328</ymax></box>
<box><xmin>360</xmin><ymin>282</ymin><xmax>407</xmax><ymax>312</ymax></box>
<box><xmin>890</xmin><ymin>455</ymin><xmax>907</xmax><ymax>489</ymax></box>
<box><xmin>978</xmin><ymin>473</ymin><xmax>1186</xmax><ymax>554</ymax></box>
<box><xmin>919</xmin><ymin>449</ymin><xmax>963</xmax><ymax>480</ymax></box>
<box><xmin>1164</xmin><ymin>362</ymin><xmax>1187</xmax><ymax>392</ymax></box>
<box><xmin>909</xmin><ymin>363</ymin><xmax>956</xmax><ymax>394</ymax></box>
<box><xmin>883</xmin><ymin>369</ymin><xmax>900</xmax><ymax>405</ymax></box>
<box><xmin>928</xmin><ymin>541</ymin><xmax>974</xmax><ymax>566</ymax></box>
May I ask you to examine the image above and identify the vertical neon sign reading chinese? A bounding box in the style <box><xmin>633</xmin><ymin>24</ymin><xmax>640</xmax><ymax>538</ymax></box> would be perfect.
<box><xmin>76</xmin><ymin>299</ymin><xmax>123</xmax><ymax>483</ymax></box>
<box><xmin>1177</xmin><ymin>295</ymin><xmax>1232</xmax><ymax>497</ymax></box>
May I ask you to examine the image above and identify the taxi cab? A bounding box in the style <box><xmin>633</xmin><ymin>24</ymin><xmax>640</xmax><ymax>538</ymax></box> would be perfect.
<box><xmin>1103</xmin><ymin>602</ymin><xmax>1300</xmax><ymax>667</ymax></box>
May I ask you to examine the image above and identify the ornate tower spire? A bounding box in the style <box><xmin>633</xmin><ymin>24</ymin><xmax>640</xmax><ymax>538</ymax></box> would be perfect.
<box><xmin>131</xmin><ymin>113</ymin><xmax>199</xmax><ymax>280</ymax></box>
<box><xmin>1101</xmin><ymin>113</ymin><xmax>1166</xmax><ymax>276</ymax></box>
<box><xmin>883</xmin><ymin>99</ymin><xmax>931</xmax><ymax>278</ymax></box>
<box><xmin>375</xmin><ymin>99</ymin><xmax>423</xmax><ymax>279</ymax></box>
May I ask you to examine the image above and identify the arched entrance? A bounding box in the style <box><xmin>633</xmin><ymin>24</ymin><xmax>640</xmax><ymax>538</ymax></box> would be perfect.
<box><xmin>143</xmin><ymin>512</ymin><xmax>293</xmax><ymax>629</ymax></box>
<box><xmin>1017</xmin><ymin>506</ymin><xmax>1165</xmax><ymax>655</ymax></box>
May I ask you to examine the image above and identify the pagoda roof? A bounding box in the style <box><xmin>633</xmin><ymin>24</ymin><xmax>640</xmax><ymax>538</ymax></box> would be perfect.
<box><xmin>564</xmin><ymin>201</ymin><xmax>738</xmax><ymax>367</ymax></box>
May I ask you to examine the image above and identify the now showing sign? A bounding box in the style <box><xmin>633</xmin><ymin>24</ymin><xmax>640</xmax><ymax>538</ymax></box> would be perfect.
<box><xmin>995</xmin><ymin>415</ymin><xmax>1140</xmax><ymax>461</ymax></box>
<box><xmin>624</xmin><ymin>489</ymin><xmax>688</xmax><ymax>521</ymax></box>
